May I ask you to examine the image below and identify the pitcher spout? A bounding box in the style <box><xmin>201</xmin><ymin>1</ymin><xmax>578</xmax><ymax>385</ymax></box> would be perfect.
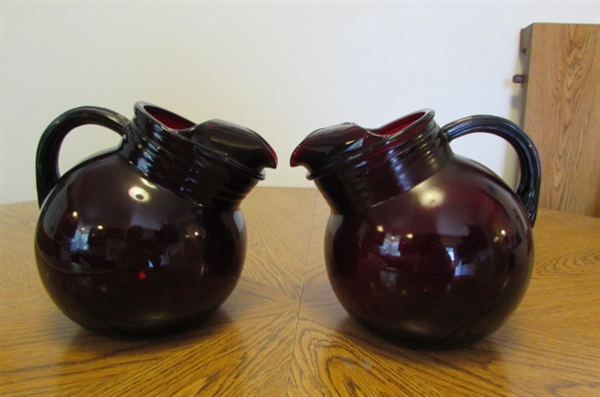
<box><xmin>137</xmin><ymin>102</ymin><xmax>277</xmax><ymax>177</ymax></box>
<box><xmin>290</xmin><ymin>110</ymin><xmax>447</xmax><ymax>212</ymax></box>
<box><xmin>188</xmin><ymin>119</ymin><xmax>278</xmax><ymax>179</ymax></box>
<box><xmin>127</xmin><ymin>102</ymin><xmax>277</xmax><ymax>206</ymax></box>
<box><xmin>290</xmin><ymin>122</ymin><xmax>365</xmax><ymax>178</ymax></box>
<box><xmin>290</xmin><ymin>110</ymin><xmax>433</xmax><ymax>179</ymax></box>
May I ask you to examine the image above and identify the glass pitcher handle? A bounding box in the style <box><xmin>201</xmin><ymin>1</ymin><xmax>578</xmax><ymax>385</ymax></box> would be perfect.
<box><xmin>442</xmin><ymin>115</ymin><xmax>541</xmax><ymax>225</ymax></box>
<box><xmin>35</xmin><ymin>106</ymin><xmax>129</xmax><ymax>207</ymax></box>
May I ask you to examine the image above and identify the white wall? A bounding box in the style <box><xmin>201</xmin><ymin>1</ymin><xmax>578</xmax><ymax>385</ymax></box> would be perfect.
<box><xmin>2</xmin><ymin>1</ymin><xmax>598</xmax><ymax>204</ymax></box>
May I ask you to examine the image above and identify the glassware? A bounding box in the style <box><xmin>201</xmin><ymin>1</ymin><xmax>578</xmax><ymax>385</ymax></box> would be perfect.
<box><xmin>35</xmin><ymin>102</ymin><xmax>277</xmax><ymax>335</ymax></box>
<box><xmin>291</xmin><ymin>109</ymin><xmax>540</xmax><ymax>349</ymax></box>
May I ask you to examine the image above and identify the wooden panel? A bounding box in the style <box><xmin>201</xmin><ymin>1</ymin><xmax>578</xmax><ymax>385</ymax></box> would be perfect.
<box><xmin>518</xmin><ymin>23</ymin><xmax>600</xmax><ymax>217</ymax></box>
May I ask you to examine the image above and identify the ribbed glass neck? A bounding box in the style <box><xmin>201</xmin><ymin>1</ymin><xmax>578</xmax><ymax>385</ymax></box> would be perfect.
<box><xmin>120</xmin><ymin>122</ymin><xmax>260</xmax><ymax>209</ymax></box>
<box><xmin>313</xmin><ymin>123</ymin><xmax>452</xmax><ymax>213</ymax></box>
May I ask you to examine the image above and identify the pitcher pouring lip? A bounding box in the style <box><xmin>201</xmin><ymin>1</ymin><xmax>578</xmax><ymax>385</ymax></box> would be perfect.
<box><xmin>289</xmin><ymin>109</ymin><xmax>447</xmax><ymax>212</ymax></box>
<box><xmin>289</xmin><ymin>109</ymin><xmax>434</xmax><ymax>180</ymax></box>
<box><xmin>123</xmin><ymin>102</ymin><xmax>278</xmax><ymax>207</ymax></box>
<box><xmin>134</xmin><ymin>102</ymin><xmax>278</xmax><ymax>178</ymax></box>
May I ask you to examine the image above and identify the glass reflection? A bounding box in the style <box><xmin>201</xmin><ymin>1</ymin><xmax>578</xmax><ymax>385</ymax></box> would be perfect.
<box><xmin>128</xmin><ymin>186</ymin><xmax>150</xmax><ymax>202</ymax></box>
<box><xmin>417</xmin><ymin>185</ymin><xmax>445</xmax><ymax>208</ymax></box>
<box><xmin>71</xmin><ymin>225</ymin><xmax>91</xmax><ymax>252</ymax></box>
<box><xmin>379</xmin><ymin>233</ymin><xmax>401</xmax><ymax>257</ymax></box>
<box><xmin>454</xmin><ymin>262</ymin><xmax>477</xmax><ymax>277</ymax></box>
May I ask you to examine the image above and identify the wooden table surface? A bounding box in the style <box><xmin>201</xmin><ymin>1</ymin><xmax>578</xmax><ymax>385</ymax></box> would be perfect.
<box><xmin>1</xmin><ymin>187</ymin><xmax>599</xmax><ymax>396</ymax></box>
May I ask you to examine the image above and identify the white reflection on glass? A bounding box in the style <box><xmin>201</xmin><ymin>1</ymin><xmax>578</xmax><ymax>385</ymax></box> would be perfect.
<box><xmin>445</xmin><ymin>245</ymin><xmax>477</xmax><ymax>276</ymax></box>
<box><xmin>445</xmin><ymin>245</ymin><xmax>456</xmax><ymax>263</ymax></box>
<box><xmin>233</xmin><ymin>211</ymin><xmax>245</xmax><ymax>232</ymax></box>
<box><xmin>379</xmin><ymin>233</ymin><xmax>401</xmax><ymax>257</ymax></box>
<box><xmin>140</xmin><ymin>178</ymin><xmax>157</xmax><ymax>189</ymax></box>
<box><xmin>128</xmin><ymin>186</ymin><xmax>150</xmax><ymax>202</ymax></box>
<box><xmin>454</xmin><ymin>263</ymin><xmax>477</xmax><ymax>276</ymax></box>
<box><xmin>71</xmin><ymin>225</ymin><xmax>91</xmax><ymax>251</ymax></box>
<box><xmin>418</xmin><ymin>186</ymin><xmax>444</xmax><ymax>208</ymax></box>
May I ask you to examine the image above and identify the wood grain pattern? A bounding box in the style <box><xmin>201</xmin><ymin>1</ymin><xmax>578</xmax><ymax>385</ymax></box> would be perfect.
<box><xmin>518</xmin><ymin>23</ymin><xmax>600</xmax><ymax>217</ymax></box>
<box><xmin>1</xmin><ymin>187</ymin><xmax>599</xmax><ymax>396</ymax></box>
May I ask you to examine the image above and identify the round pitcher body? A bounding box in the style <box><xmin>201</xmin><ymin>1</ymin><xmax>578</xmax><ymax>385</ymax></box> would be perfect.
<box><xmin>34</xmin><ymin>103</ymin><xmax>276</xmax><ymax>335</ymax></box>
<box><xmin>324</xmin><ymin>155</ymin><xmax>534</xmax><ymax>349</ymax></box>
<box><xmin>35</xmin><ymin>154</ymin><xmax>246</xmax><ymax>334</ymax></box>
<box><xmin>291</xmin><ymin>109</ymin><xmax>540</xmax><ymax>348</ymax></box>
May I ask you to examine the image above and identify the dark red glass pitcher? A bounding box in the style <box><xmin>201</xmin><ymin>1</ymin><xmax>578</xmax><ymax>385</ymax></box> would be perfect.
<box><xmin>291</xmin><ymin>109</ymin><xmax>540</xmax><ymax>349</ymax></box>
<box><xmin>35</xmin><ymin>102</ymin><xmax>277</xmax><ymax>335</ymax></box>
